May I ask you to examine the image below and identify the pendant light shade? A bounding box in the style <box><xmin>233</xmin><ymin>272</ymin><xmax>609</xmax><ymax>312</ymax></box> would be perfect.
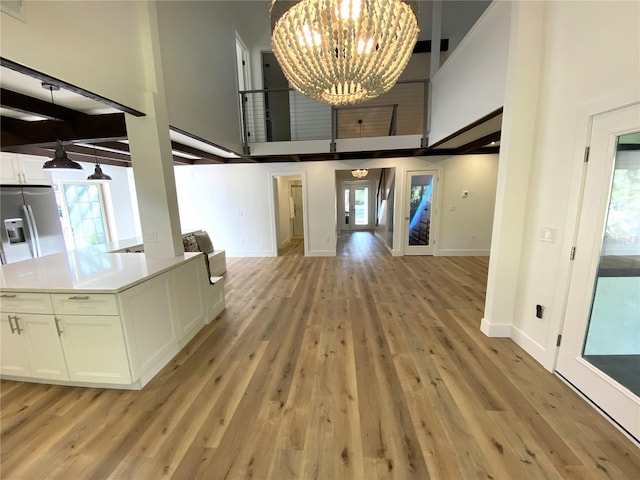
<box><xmin>351</xmin><ymin>168</ymin><xmax>368</xmax><ymax>178</ymax></box>
<box><xmin>271</xmin><ymin>0</ymin><xmax>419</xmax><ymax>106</ymax></box>
<box><xmin>42</xmin><ymin>140</ymin><xmax>83</xmax><ymax>170</ymax></box>
<box><xmin>87</xmin><ymin>163</ymin><xmax>112</xmax><ymax>181</ymax></box>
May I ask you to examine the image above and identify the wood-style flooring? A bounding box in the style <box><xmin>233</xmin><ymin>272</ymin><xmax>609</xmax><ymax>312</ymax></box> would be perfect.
<box><xmin>1</xmin><ymin>232</ymin><xmax>639</xmax><ymax>479</ymax></box>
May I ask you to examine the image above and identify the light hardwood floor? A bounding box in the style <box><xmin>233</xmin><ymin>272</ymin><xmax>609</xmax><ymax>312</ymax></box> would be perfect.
<box><xmin>1</xmin><ymin>232</ymin><xmax>638</xmax><ymax>479</ymax></box>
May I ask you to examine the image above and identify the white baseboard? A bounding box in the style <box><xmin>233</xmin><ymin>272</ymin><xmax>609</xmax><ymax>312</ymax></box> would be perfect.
<box><xmin>307</xmin><ymin>249</ymin><xmax>336</xmax><ymax>257</ymax></box>
<box><xmin>481</xmin><ymin>319</ymin><xmax>554</xmax><ymax>371</ymax></box>
<box><xmin>511</xmin><ymin>325</ymin><xmax>551</xmax><ymax>370</ymax></box>
<box><xmin>437</xmin><ymin>249</ymin><xmax>491</xmax><ymax>256</ymax></box>
<box><xmin>480</xmin><ymin>317</ymin><xmax>512</xmax><ymax>337</ymax></box>
<box><xmin>391</xmin><ymin>249</ymin><xmax>403</xmax><ymax>256</ymax></box>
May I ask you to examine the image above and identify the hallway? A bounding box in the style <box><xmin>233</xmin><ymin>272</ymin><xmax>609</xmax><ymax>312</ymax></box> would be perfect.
<box><xmin>337</xmin><ymin>230</ymin><xmax>389</xmax><ymax>258</ymax></box>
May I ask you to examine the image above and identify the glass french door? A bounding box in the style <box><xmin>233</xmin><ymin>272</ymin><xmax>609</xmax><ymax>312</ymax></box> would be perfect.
<box><xmin>341</xmin><ymin>183</ymin><xmax>371</xmax><ymax>230</ymax></box>
<box><xmin>403</xmin><ymin>170</ymin><xmax>438</xmax><ymax>255</ymax></box>
<box><xmin>556</xmin><ymin>103</ymin><xmax>640</xmax><ymax>441</ymax></box>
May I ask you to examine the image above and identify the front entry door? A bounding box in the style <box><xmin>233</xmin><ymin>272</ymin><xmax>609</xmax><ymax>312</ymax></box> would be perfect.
<box><xmin>341</xmin><ymin>183</ymin><xmax>371</xmax><ymax>230</ymax></box>
<box><xmin>403</xmin><ymin>170</ymin><xmax>438</xmax><ymax>255</ymax></box>
<box><xmin>556</xmin><ymin>103</ymin><xmax>640</xmax><ymax>441</ymax></box>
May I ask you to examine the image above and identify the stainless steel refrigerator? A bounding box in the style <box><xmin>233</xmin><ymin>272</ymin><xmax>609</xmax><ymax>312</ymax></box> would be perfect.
<box><xmin>0</xmin><ymin>185</ymin><xmax>66</xmax><ymax>264</ymax></box>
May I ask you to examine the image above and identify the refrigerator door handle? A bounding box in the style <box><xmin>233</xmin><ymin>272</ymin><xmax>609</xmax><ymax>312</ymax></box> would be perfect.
<box><xmin>22</xmin><ymin>204</ymin><xmax>42</xmax><ymax>258</ymax></box>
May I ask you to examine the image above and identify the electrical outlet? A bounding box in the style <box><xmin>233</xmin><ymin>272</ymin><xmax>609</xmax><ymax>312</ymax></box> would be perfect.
<box><xmin>540</xmin><ymin>227</ymin><xmax>557</xmax><ymax>243</ymax></box>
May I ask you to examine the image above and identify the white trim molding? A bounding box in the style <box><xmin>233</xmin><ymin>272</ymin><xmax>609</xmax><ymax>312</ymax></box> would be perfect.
<box><xmin>437</xmin><ymin>249</ymin><xmax>490</xmax><ymax>256</ymax></box>
<box><xmin>480</xmin><ymin>317</ymin><xmax>512</xmax><ymax>337</ymax></box>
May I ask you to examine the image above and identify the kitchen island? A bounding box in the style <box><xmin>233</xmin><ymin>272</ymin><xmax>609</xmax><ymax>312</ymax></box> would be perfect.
<box><xmin>0</xmin><ymin>249</ymin><xmax>225</xmax><ymax>389</ymax></box>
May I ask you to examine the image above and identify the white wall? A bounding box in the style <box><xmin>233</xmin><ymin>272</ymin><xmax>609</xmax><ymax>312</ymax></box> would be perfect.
<box><xmin>173</xmin><ymin>154</ymin><xmax>498</xmax><ymax>258</ymax></box>
<box><xmin>156</xmin><ymin>1</ymin><xmax>271</xmax><ymax>153</ymax></box>
<box><xmin>483</xmin><ymin>1</ymin><xmax>640</xmax><ymax>370</ymax></box>
<box><xmin>429</xmin><ymin>1</ymin><xmax>510</xmax><ymax>145</ymax></box>
<box><xmin>0</xmin><ymin>1</ymin><xmax>147</xmax><ymax>113</ymax></box>
<box><xmin>375</xmin><ymin>168</ymin><xmax>397</xmax><ymax>250</ymax></box>
<box><xmin>442</xmin><ymin>1</ymin><xmax>492</xmax><ymax>54</ymax></box>
<box><xmin>438</xmin><ymin>154</ymin><xmax>497</xmax><ymax>255</ymax></box>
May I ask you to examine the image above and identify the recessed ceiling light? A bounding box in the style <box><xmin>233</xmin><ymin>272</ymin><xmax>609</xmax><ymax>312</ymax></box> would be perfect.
<box><xmin>172</xmin><ymin>150</ymin><xmax>201</xmax><ymax>160</ymax></box>
<box><xmin>75</xmin><ymin>142</ymin><xmax>131</xmax><ymax>156</ymax></box>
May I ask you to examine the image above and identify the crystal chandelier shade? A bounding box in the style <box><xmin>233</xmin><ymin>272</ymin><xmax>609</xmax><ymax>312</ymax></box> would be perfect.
<box><xmin>351</xmin><ymin>168</ymin><xmax>368</xmax><ymax>178</ymax></box>
<box><xmin>271</xmin><ymin>0</ymin><xmax>419</xmax><ymax>106</ymax></box>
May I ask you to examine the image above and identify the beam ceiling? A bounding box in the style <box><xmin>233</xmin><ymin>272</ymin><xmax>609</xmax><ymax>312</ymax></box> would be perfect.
<box><xmin>0</xmin><ymin>82</ymin><xmax>501</xmax><ymax>166</ymax></box>
<box><xmin>0</xmin><ymin>89</ymin><xmax>235</xmax><ymax>165</ymax></box>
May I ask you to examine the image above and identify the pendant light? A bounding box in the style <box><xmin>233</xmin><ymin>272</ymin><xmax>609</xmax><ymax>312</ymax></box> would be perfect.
<box><xmin>41</xmin><ymin>82</ymin><xmax>83</xmax><ymax>170</ymax></box>
<box><xmin>351</xmin><ymin>169</ymin><xmax>368</xmax><ymax>178</ymax></box>
<box><xmin>42</xmin><ymin>139</ymin><xmax>83</xmax><ymax>170</ymax></box>
<box><xmin>87</xmin><ymin>147</ymin><xmax>112</xmax><ymax>180</ymax></box>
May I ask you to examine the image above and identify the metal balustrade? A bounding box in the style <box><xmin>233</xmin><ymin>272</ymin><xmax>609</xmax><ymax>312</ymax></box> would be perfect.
<box><xmin>239</xmin><ymin>79</ymin><xmax>430</xmax><ymax>155</ymax></box>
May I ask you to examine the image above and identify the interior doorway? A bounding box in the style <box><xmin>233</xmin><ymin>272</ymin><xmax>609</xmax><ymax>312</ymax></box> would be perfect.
<box><xmin>334</xmin><ymin>168</ymin><xmax>396</xmax><ymax>256</ymax></box>
<box><xmin>403</xmin><ymin>170</ymin><xmax>440</xmax><ymax>255</ymax></box>
<box><xmin>261</xmin><ymin>52</ymin><xmax>291</xmax><ymax>142</ymax></box>
<box><xmin>235</xmin><ymin>33</ymin><xmax>251</xmax><ymax>144</ymax></box>
<box><xmin>271</xmin><ymin>173</ymin><xmax>306</xmax><ymax>256</ymax></box>
<box><xmin>340</xmin><ymin>182</ymin><xmax>374</xmax><ymax>231</ymax></box>
<box><xmin>556</xmin><ymin>103</ymin><xmax>640</xmax><ymax>441</ymax></box>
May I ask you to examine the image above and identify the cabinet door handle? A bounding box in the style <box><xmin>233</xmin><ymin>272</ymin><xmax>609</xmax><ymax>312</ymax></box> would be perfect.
<box><xmin>1</xmin><ymin>294</ymin><xmax>17</xmax><ymax>298</ymax></box>
<box><xmin>54</xmin><ymin>317</ymin><xmax>63</xmax><ymax>336</ymax></box>
<box><xmin>68</xmin><ymin>296</ymin><xmax>90</xmax><ymax>300</ymax></box>
<box><xmin>8</xmin><ymin>315</ymin><xmax>16</xmax><ymax>334</ymax></box>
<box><xmin>14</xmin><ymin>316</ymin><xmax>23</xmax><ymax>335</ymax></box>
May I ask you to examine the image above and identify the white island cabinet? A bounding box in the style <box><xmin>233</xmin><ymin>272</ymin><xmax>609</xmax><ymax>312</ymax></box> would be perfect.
<box><xmin>0</xmin><ymin>250</ymin><xmax>225</xmax><ymax>390</ymax></box>
<box><xmin>0</xmin><ymin>293</ymin><xmax>68</xmax><ymax>381</ymax></box>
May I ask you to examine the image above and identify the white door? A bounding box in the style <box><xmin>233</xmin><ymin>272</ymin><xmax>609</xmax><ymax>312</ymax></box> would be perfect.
<box><xmin>341</xmin><ymin>182</ymin><xmax>372</xmax><ymax>231</ymax></box>
<box><xmin>403</xmin><ymin>170</ymin><xmax>438</xmax><ymax>255</ymax></box>
<box><xmin>556</xmin><ymin>103</ymin><xmax>640</xmax><ymax>441</ymax></box>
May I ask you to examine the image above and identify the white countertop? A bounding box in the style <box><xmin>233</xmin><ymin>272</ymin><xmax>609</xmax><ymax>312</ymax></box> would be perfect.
<box><xmin>0</xmin><ymin>250</ymin><xmax>203</xmax><ymax>293</ymax></box>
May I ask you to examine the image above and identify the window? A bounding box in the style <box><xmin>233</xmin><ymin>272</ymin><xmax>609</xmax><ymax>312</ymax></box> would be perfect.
<box><xmin>54</xmin><ymin>182</ymin><xmax>113</xmax><ymax>250</ymax></box>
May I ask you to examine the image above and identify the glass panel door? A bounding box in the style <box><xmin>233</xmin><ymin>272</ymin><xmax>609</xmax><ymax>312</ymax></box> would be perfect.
<box><xmin>556</xmin><ymin>104</ymin><xmax>640</xmax><ymax>441</ymax></box>
<box><xmin>582</xmin><ymin>131</ymin><xmax>640</xmax><ymax>395</ymax></box>
<box><xmin>354</xmin><ymin>186</ymin><xmax>369</xmax><ymax>226</ymax></box>
<box><xmin>404</xmin><ymin>171</ymin><xmax>438</xmax><ymax>255</ymax></box>
<box><xmin>341</xmin><ymin>183</ymin><xmax>371</xmax><ymax>230</ymax></box>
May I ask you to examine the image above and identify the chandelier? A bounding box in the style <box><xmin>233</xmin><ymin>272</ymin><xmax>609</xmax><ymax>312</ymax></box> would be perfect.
<box><xmin>271</xmin><ymin>0</ymin><xmax>419</xmax><ymax>106</ymax></box>
<box><xmin>351</xmin><ymin>169</ymin><xmax>368</xmax><ymax>178</ymax></box>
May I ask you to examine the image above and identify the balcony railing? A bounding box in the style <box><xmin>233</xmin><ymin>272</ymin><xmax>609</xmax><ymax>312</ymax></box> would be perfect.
<box><xmin>239</xmin><ymin>79</ymin><xmax>430</xmax><ymax>154</ymax></box>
